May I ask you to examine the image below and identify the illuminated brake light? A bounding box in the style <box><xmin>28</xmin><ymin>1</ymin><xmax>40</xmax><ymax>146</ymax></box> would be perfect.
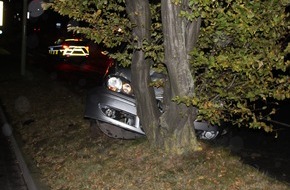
<box><xmin>62</xmin><ymin>45</ymin><xmax>69</xmax><ymax>49</ymax></box>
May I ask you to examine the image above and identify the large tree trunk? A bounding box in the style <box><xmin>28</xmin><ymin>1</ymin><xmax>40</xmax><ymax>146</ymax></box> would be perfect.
<box><xmin>155</xmin><ymin>0</ymin><xmax>202</xmax><ymax>153</ymax></box>
<box><xmin>125</xmin><ymin>0</ymin><xmax>161</xmax><ymax>143</ymax></box>
<box><xmin>126</xmin><ymin>0</ymin><xmax>202</xmax><ymax>154</ymax></box>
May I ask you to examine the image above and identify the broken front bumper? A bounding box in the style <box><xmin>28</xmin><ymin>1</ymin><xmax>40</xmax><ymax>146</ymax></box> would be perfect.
<box><xmin>84</xmin><ymin>86</ymin><xmax>145</xmax><ymax>135</ymax></box>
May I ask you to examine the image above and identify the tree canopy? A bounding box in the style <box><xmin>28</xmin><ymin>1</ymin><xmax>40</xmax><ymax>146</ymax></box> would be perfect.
<box><xmin>45</xmin><ymin>0</ymin><xmax>290</xmax><ymax>153</ymax></box>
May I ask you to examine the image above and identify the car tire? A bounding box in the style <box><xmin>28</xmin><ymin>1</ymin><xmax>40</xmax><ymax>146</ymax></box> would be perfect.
<box><xmin>89</xmin><ymin>119</ymin><xmax>103</xmax><ymax>138</ymax></box>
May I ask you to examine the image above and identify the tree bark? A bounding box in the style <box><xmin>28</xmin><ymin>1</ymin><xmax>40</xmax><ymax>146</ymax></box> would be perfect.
<box><xmin>126</xmin><ymin>0</ymin><xmax>202</xmax><ymax>154</ymax></box>
<box><xmin>157</xmin><ymin>0</ymin><xmax>201</xmax><ymax>153</ymax></box>
<box><xmin>125</xmin><ymin>0</ymin><xmax>160</xmax><ymax>143</ymax></box>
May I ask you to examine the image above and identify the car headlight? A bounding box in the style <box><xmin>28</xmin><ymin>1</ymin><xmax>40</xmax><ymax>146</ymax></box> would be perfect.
<box><xmin>106</xmin><ymin>76</ymin><xmax>133</xmax><ymax>95</ymax></box>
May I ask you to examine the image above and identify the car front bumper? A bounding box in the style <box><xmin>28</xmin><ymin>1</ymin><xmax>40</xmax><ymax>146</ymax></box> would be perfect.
<box><xmin>84</xmin><ymin>86</ymin><xmax>145</xmax><ymax>135</ymax></box>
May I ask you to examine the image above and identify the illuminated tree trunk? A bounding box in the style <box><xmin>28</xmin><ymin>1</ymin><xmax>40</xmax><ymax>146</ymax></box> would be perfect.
<box><xmin>156</xmin><ymin>0</ymin><xmax>201</xmax><ymax>153</ymax></box>
<box><xmin>125</xmin><ymin>0</ymin><xmax>161</xmax><ymax>144</ymax></box>
<box><xmin>126</xmin><ymin>0</ymin><xmax>202</xmax><ymax>154</ymax></box>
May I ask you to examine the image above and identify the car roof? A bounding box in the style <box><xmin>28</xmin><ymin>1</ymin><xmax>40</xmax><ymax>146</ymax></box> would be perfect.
<box><xmin>64</xmin><ymin>39</ymin><xmax>84</xmax><ymax>42</ymax></box>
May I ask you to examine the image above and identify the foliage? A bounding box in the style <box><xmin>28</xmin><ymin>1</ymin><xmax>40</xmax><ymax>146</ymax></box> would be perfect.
<box><xmin>47</xmin><ymin>0</ymin><xmax>290</xmax><ymax>133</ymax></box>
<box><xmin>183</xmin><ymin>0</ymin><xmax>289</xmax><ymax>131</ymax></box>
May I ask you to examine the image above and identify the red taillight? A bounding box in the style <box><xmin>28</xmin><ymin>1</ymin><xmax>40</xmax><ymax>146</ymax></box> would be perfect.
<box><xmin>62</xmin><ymin>45</ymin><xmax>69</xmax><ymax>49</ymax></box>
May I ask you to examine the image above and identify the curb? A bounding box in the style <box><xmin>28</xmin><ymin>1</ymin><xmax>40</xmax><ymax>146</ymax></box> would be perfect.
<box><xmin>0</xmin><ymin>105</ymin><xmax>38</xmax><ymax>190</ymax></box>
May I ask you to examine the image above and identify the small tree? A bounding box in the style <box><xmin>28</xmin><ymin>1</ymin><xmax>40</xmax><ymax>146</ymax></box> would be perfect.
<box><xmin>46</xmin><ymin>0</ymin><xmax>290</xmax><ymax>154</ymax></box>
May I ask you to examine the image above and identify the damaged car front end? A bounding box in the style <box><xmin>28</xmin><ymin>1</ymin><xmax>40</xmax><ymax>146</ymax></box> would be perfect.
<box><xmin>84</xmin><ymin>66</ymin><xmax>222</xmax><ymax>140</ymax></box>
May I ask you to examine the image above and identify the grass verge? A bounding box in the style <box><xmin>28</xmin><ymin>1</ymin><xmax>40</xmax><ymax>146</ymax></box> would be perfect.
<box><xmin>0</xmin><ymin>64</ymin><xmax>289</xmax><ymax>190</ymax></box>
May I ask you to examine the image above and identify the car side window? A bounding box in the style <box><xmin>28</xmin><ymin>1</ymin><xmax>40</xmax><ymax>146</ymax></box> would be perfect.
<box><xmin>55</xmin><ymin>39</ymin><xmax>63</xmax><ymax>45</ymax></box>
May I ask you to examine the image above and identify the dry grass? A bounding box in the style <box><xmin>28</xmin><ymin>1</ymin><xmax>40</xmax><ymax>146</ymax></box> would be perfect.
<box><xmin>0</xmin><ymin>65</ymin><xmax>289</xmax><ymax>190</ymax></box>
